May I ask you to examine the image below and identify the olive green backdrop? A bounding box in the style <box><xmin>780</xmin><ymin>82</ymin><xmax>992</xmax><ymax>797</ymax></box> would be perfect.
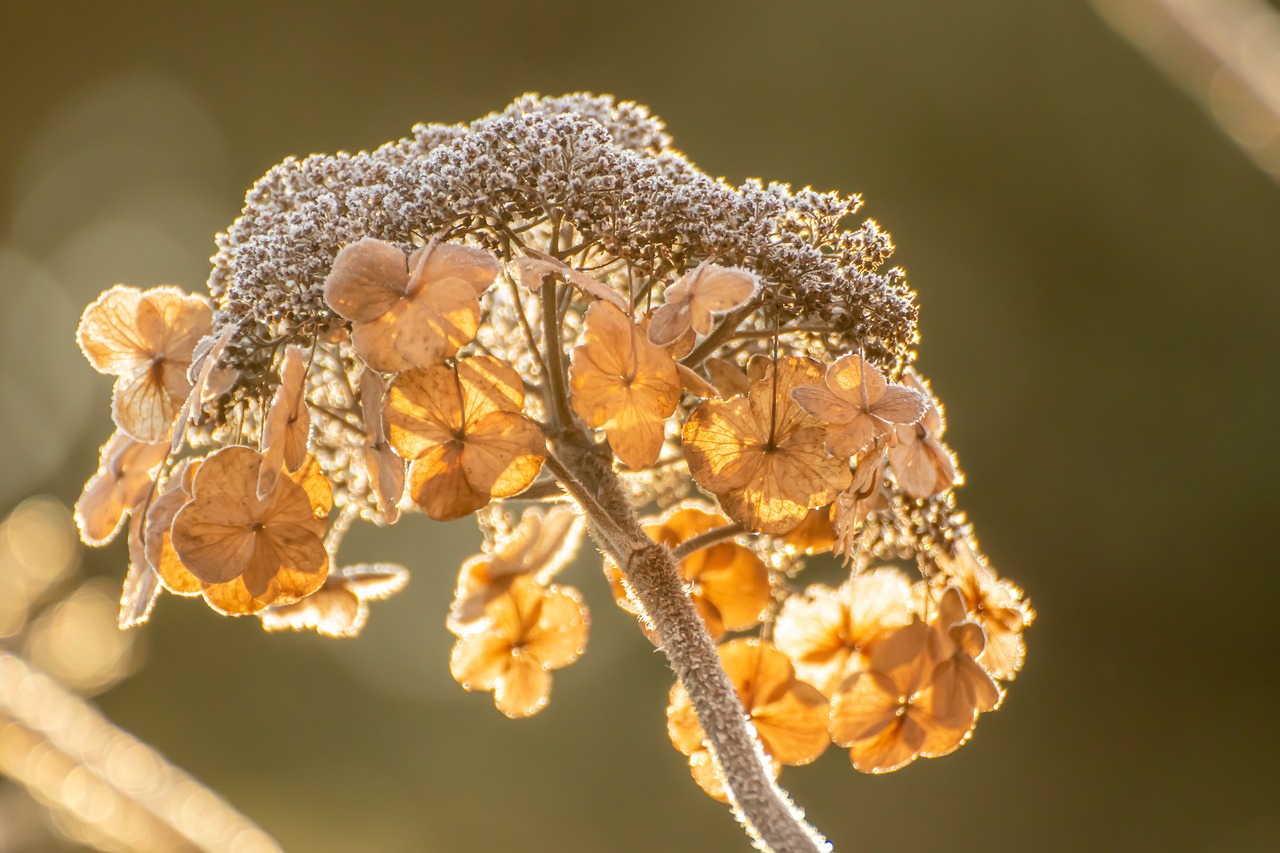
<box><xmin>2</xmin><ymin>2</ymin><xmax>1277</xmax><ymax>851</ymax></box>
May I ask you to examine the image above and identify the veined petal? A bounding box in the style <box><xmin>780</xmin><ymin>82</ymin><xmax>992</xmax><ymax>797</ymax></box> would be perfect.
<box><xmin>77</xmin><ymin>285</ymin><xmax>150</xmax><ymax>374</ymax></box>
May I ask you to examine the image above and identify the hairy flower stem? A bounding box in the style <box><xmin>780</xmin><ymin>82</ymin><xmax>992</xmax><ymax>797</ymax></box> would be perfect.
<box><xmin>550</xmin><ymin>430</ymin><xmax>827</xmax><ymax>853</ymax></box>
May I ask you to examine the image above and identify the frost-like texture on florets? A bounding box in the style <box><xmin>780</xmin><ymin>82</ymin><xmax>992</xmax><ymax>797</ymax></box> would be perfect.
<box><xmin>208</xmin><ymin>93</ymin><xmax>916</xmax><ymax>387</ymax></box>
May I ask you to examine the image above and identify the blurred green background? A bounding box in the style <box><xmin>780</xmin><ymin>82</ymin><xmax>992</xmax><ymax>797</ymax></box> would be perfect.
<box><xmin>2</xmin><ymin>1</ymin><xmax>1278</xmax><ymax>850</ymax></box>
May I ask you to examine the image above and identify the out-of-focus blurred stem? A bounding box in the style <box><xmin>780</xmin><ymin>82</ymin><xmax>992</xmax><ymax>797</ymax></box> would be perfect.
<box><xmin>1091</xmin><ymin>0</ymin><xmax>1280</xmax><ymax>182</ymax></box>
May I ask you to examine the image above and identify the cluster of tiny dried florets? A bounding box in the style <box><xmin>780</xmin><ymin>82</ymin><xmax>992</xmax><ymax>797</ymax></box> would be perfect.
<box><xmin>72</xmin><ymin>95</ymin><xmax>1032</xmax><ymax>811</ymax></box>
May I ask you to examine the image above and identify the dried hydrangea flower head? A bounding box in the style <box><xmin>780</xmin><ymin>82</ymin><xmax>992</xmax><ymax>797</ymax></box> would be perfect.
<box><xmin>73</xmin><ymin>93</ymin><xmax>1032</xmax><ymax>853</ymax></box>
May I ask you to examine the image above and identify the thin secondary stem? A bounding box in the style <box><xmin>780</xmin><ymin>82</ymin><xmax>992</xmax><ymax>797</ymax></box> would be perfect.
<box><xmin>681</xmin><ymin>300</ymin><xmax>761</xmax><ymax>369</ymax></box>
<box><xmin>540</xmin><ymin>279</ymin><xmax>578</xmax><ymax>432</ymax></box>
<box><xmin>669</xmin><ymin>522</ymin><xmax>746</xmax><ymax>563</ymax></box>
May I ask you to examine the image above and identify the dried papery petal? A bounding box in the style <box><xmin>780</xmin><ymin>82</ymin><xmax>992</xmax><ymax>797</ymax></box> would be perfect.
<box><xmin>173</xmin><ymin>325</ymin><xmax>236</xmax><ymax>450</ymax></box>
<box><xmin>258</xmin><ymin>345</ymin><xmax>312</xmax><ymax>498</ymax></box>
<box><xmin>144</xmin><ymin>458</ymin><xmax>203</xmax><ymax>596</ymax></box>
<box><xmin>569</xmin><ymin>302</ymin><xmax>681</xmax><ymax>470</ymax></box>
<box><xmin>171</xmin><ymin>445</ymin><xmax>330</xmax><ymax>615</ymax></box>
<box><xmin>683</xmin><ymin>356</ymin><xmax>851</xmax><ymax>534</ymax></box>
<box><xmin>511</xmin><ymin>249</ymin><xmax>629</xmax><ymax>311</ymax></box>
<box><xmin>648</xmin><ymin>263</ymin><xmax>758</xmax><ymax>345</ymax></box>
<box><xmin>667</xmin><ymin>639</ymin><xmax>828</xmax><ymax>800</ymax></box>
<box><xmin>118</xmin><ymin>510</ymin><xmax>161</xmax><ymax>629</ymax></box>
<box><xmin>774</xmin><ymin>568</ymin><xmax>914</xmax><ymax>696</ymax></box>
<box><xmin>324</xmin><ymin>237</ymin><xmax>411</xmax><ymax>321</ymax></box>
<box><xmin>77</xmin><ymin>285</ymin><xmax>212</xmax><ymax>442</ymax></box>
<box><xmin>259</xmin><ymin>562</ymin><xmax>409</xmax><ymax>638</ymax></box>
<box><xmin>286</xmin><ymin>455</ymin><xmax>335</xmax><ymax>532</ymax></box>
<box><xmin>792</xmin><ymin>354</ymin><xmax>927</xmax><ymax>459</ymax></box>
<box><xmin>831</xmin><ymin>442</ymin><xmax>889</xmax><ymax>563</ymax></box>
<box><xmin>408</xmin><ymin>241</ymin><xmax>501</xmax><ymax>298</ymax></box>
<box><xmin>644</xmin><ymin>503</ymin><xmax>770</xmax><ymax>639</ymax></box>
<box><xmin>704</xmin><ymin>357</ymin><xmax>751</xmax><ymax>399</ymax></box>
<box><xmin>778</xmin><ymin>506</ymin><xmax>835</xmax><ymax>556</ymax></box>
<box><xmin>386</xmin><ymin>359</ymin><xmax>546</xmax><ymax>521</ymax></box>
<box><xmin>448</xmin><ymin>576</ymin><xmax>589</xmax><ymax>718</ymax></box>
<box><xmin>74</xmin><ymin>431</ymin><xmax>169</xmax><ymax>547</ymax></box>
<box><xmin>359</xmin><ymin>368</ymin><xmax>404</xmax><ymax>523</ymax></box>
<box><xmin>676</xmin><ymin>363</ymin><xmax>718</xmax><ymax>398</ymax></box>
<box><xmin>933</xmin><ymin>538</ymin><xmax>1034</xmax><ymax>681</ymax></box>
<box><xmin>450</xmin><ymin>507</ymin><xmax>584</xmax><ymax>632</ymax></box>
<box><xmin>888</xmin><ymin>369</ymin><xmax>957</xmax><ymax>500</ymax></box>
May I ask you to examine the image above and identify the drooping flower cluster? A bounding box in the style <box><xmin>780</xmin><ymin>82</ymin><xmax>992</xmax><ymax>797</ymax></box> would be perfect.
<box><xmin>72</xmin><ymin>94</ymin><xmax>1032</xmax><ymax>850</ymax></box>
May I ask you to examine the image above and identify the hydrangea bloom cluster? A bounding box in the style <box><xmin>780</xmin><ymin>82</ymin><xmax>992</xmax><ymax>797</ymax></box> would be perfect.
<box><xmin>74</xmin><ymin>94</ymin><xmax>1032</xmax><ymax>853</ymax></box>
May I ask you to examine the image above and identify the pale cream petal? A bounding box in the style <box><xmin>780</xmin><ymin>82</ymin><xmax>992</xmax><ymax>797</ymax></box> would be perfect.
<box><xmin>260</xmin><ymin>588</ymin><xmax>365</xmax><ymax>638</ymax></box>
<box><xmin>75</xmin><ymin>471</ymin><xmax>129</xmax><ymax>546</ymax></box>
<box><xmin>77</xmin><ymin>285</ymin><xmax>150</xmax><ymax>374</ymax></box>
<box><xmin>407</xmin><ymin>242</ymin><xmax>501</xmax><ymax>297</ymax></box>
<box><xmin>112</xmin><ymin>367</ymin><xmax>180</xmax><ymax>443</ymax></box>
<box><xmin>646</xmin><ymin>302</ymin><xmax>691</xmax><ymax>346</ymax></box>
<box><xmin>872</xmin><ymin>384</ymin><xmax>928</xmax><ymax>425</ymax></box>
<box><xmin>323</xmin><ymin>237</ymin><xmax>409</xmax><ymax>322</ymax></box>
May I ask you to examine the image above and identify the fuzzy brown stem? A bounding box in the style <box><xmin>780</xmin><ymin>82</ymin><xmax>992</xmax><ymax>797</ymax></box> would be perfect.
<box><xmin>551</xmin><ymin>432</ymin><xmax>827</xmax><ymax>853</ymax></box>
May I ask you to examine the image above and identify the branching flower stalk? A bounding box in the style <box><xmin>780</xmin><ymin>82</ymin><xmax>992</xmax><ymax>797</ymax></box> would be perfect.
<box><xmin>71</xmin><ymin>94</ymin><xmax>1034</xmax><ymax>852</ymax></box>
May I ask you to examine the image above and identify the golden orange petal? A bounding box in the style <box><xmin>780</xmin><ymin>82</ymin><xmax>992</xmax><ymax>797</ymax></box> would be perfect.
<box><xmin>459</xmin><ymin>412</ymin><xmax>546</xmax><ymax>498</ymax></box>
<box><xmin>846</xmin><ymin>716</ymin><xmax>925</xmax><ymax>774</ymax></box>
<box><xmin>494</xmin><ymin>652</ymin><xmax>553</xmax><ymax>718</ymax></box>
<box><xmin>751</xmin><ymin>684</ymin><xmax>831</xmax><ymax>766</ymax></box>
<box><xmin>666</xmin><ymin>683</ymin><xmax>706</xmax><ymax>756</ymax></box>
<box><xmin>829</xmin><ymin>670</ymin><xmax>901</xmax><ymax>745</ymax></box>
<box><xmin>407</xmin><ymin>444</ymin><xmax>491</xmax><ymax>521</ymax></box>
<box><xmin>201</xmin><ymin>578</ymin><xmax>265</xmax><ymax>615</ymax></box>
<box><xmin>384</xmin><ymin>365</ymin><xmax>462</xmax><ymax>459</ymax></box>
<box><xmin>449</xmin><ymin>632</ymin><xmax>512</xmax><ymax>691</ymax></box>
<box><xmin>691</xmin><ymin>545</ymin><xmax>770</xmax><ymax>633</ymax></box>
<box><xmin>144</xmin><ymin>469</ymin><xmax>201</xmax><ymax>597</ymax></box>
<box><xmin>688</xmin><ymin>749</ymin><xmax>729</xmax><ymax>803</ymax></box>
<box><xmin>457</xmin><ymin>356</ymin><xmax>526</xmax><ymax>418</ymax></box>
<box><xmin>525</xmin><ymin>584</ymin><xmax>589</xmax><ymax>670</ymax></box>
<box><xmin>681</xmin><ymin>396</ymin><xmax>766</xmax><ymax>492</ymax></box>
